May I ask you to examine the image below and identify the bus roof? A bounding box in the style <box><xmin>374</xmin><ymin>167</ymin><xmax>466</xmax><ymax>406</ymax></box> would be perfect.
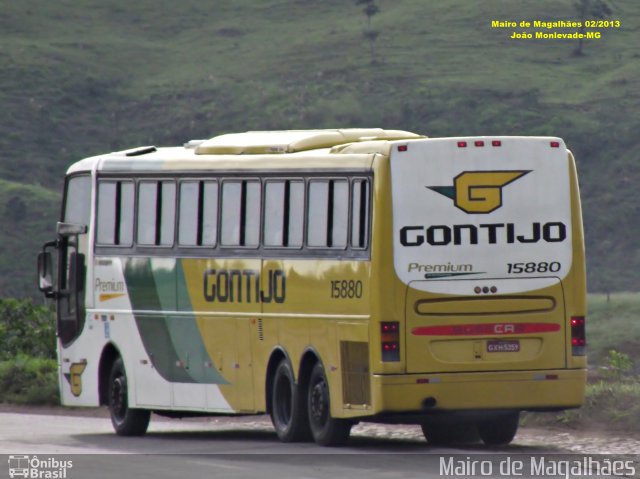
<box><xmin>195</xmin><ymin>129</ymin><xmax>423</xmax><ymax>155</ymax></box>
<box><xmin>66</xmin><ymin>128</ymin><xmax>424</xmax><ymax>175</ymax></box>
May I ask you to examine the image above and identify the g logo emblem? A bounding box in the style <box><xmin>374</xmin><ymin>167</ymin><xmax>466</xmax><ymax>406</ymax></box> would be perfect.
<box><xmin>428</xmin><ymin>170</ymin><xmax>530</xmax><ymax>214</ymax></box>
<box><xmin>64</xmin><ymin>362</ymin><xmax>87</xmax><ymax>397</ymax></box>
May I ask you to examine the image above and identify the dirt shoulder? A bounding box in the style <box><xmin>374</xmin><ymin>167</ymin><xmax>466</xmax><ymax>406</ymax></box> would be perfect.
<box><xmin>2</xmin><ymin>403</ymin><xmax>640</xmax><ymax>455</ymax></box>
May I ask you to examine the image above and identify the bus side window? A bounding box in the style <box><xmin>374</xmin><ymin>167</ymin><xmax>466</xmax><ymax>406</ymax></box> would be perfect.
<box><xmin>351</xmin><ymin>178</ymin><xmax>370</xmax><ymax>249</ymax></box>
<box><xmin>307</xmin><ymin>179</ymin><xmax>348</xmax><ymax>249</ymax></box>
<box><xmin>97</xmin><ymin>182</ymin><xmax>117</xmax><ymax>244</ymax></box>
<box><xmin>178</xmin><ymin>182</ymin><xmax>198</xmax><ymax>245</ymax></box>
<box><xmin>178</xmin><ymin>181</ymin><xmax>219</xmax><ymax>247</ymax></box>
<box><xmin>331</xmin><ymin>180</ymin><xmax>348</xmax><ymax>248</ymax></box>
<box><xmin>137</xmin><ymin>180</ymin><xmax>176</xmax><ymax>246</ymax></box>
<box><xmin>221</xmin><ymin>179</ymin><xmax>261</xmax><ymax>248</ymax></box>
<box><xmin>264</xmin><ymin>180</ymin><xmax>304</xmax><ymax>248</ymax></box>
<box><xmin>97</xmin><ymin>180</ymin><xmax>134</xmax><ymax>246</ymax></box>
<box><xmin>201</xmin><ymin>182</ymin><xmax>219</xmax><ymax>246</ymax></box>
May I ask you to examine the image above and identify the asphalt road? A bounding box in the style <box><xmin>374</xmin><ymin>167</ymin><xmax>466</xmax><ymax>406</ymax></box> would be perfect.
<box><xmin>0</xmin><ymin>411</ymin><xmax>635</xmax><ymax>479</ymax></box>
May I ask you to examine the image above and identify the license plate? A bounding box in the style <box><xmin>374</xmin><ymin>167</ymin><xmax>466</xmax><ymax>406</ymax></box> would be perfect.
<box><xmin>487</xmin><ymin>340</ymin><xmax>520</xmax><ymax>353</ymax></box>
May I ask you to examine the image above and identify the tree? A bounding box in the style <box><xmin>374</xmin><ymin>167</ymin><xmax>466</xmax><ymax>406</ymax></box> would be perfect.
<box><xmin>573</xmin><ymin>0</ymin><xmax>612</xmax><ymax>56</ymax></box>
<box><xmin>357</xmin><ymin>0</ymin><xmax>380</xmax><ymax>29</ymax></box>
<box><xmin>355</xmin><ymin>0</ymin><xmax>381</xmax><ymax>63</ymax></box>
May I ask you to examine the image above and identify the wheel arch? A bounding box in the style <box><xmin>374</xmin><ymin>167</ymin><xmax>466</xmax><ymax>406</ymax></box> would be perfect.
<box><xmin>265</xmin><ymin>347</ymin><xmax>288</xmax><ymax>415</ymax></box>
<box><xmin>298</xmin><ymin>348</ymin><xmax>321</xmax><ymax>393</ymax></box>
<box><xmin>265</xmin><ymin>347</ymin><xmax>322</xmax><ymax>415</ymax></box>
<box><xmin>98</xmin><ymin>343</ymin><xmax>121</xmax><ymax>406</ymax></box>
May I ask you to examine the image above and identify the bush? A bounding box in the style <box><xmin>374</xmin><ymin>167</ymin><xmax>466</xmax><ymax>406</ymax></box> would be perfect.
<box><xmin>0</xmin><ymin>355</ymin><xmax>59</xmax><ymax>405</ymax></box>
<box><xmin>604</xmin><ymin>349</ymin><xmax>633</xmax><ymax>380</ymax></box>
<box><xmin>0</xmin><ymin>298</ymin><xmax>56</xmax><ymax>360</ymax></box>
<box><xmin>0</xmin><ymin>299</ymin><xmax>58</xmax><ymax>405</ymax></box>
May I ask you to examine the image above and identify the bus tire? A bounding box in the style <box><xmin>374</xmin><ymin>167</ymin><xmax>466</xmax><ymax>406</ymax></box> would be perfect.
<box><xmin>477</xmin><ymin>412</ymin><xmax>519</xmax><ymax>446</ymax></box>
<box><xmin>270</xmin><ymin>359</ymin><xmax>310</xmax><ymax>442</ymax></box>
<box><xmin>421</xmin><ymin>422</ymin><xmax>479</xmax><ymax>445</ymax></box>
<box><xmin>307</xmin><ymin>362</ymin><xmax>351</xmax><ymax>447</ymax></box>
<box><xmin>108</xmin><ymin>358</ymin><xmax>150</xmax><ymax>436</ymax></box>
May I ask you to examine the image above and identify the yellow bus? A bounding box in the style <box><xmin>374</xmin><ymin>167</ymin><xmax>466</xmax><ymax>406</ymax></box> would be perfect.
<box><xmin>37</xmin><ymin>129</ymin><xmax>586</xmax><ymax>446</ymax></box>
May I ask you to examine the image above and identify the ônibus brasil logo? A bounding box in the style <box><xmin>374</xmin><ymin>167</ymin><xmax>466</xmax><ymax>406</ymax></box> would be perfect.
<box><xmin>8</xmin><ymin>455</ymin><xmax>73</xmax><ymax>478</ymax></box>
<box><xmin>428</xmin><ymin>170</ymin><xmax>530</xmax><ymax>214</ymax></box>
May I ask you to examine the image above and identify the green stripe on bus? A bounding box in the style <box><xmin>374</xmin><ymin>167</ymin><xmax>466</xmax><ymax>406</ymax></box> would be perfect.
<box><xmin>124</xmin><ymin>257</ymin><xmax>228</xmax><ymax>384</ymax></box>
<box><xmin>173</xmin><ymin>260</ymin><xmax>228</xmax><ymax>384</ymax></box>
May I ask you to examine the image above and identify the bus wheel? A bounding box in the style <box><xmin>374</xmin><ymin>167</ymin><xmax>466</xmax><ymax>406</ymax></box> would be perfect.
<box><xmin>421</xmin><ymin>422</ymin><xmax>479</xmax><ymax>445</ymax></box>
<box><xmin>307</xmin><ymin>362</ymin><xmax>351</xmax><ymax>446</ymax></box>
<box><xmin>477</xmin><ymin>412</ymin><xmax>519</xmax><ymax>446</ymax></box>
<box><xmin>108</xmin><ymin>358</ymin><xmax>150</xmax><ymax>436</ymax></box>
<box><xmin>270</xmin><ymin>359</ymin><xmax>310</xmax><ymax>442</ymax></box>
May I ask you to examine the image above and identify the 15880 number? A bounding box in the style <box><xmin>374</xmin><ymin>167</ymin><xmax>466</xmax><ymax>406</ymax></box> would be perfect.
<box><xmin>330</xmin><ymin>280</ymin><xmax>363</xmax><ymax>299</ymax></box>
<box><xmin>507</xmin><ymin>262</ymin><xmax>561</xmax><ymax>274</ymax></box>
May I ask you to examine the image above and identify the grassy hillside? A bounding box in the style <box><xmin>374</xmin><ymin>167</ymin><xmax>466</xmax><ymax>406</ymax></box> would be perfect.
<box><xmin>1</xmin><ymin>0</ymin><xmax>639</xmax><ymax>296</ymax></box>
<box><xmin>0</xmin><ymin>180</ymin><xmax>58</xmax><ymax>299</ymax></box>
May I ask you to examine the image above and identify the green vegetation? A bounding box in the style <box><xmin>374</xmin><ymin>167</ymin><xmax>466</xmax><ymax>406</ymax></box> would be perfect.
<box><xmin>0</xmin><ymin>182</ymin><xmax>58</xmax><ymax>300</ymax></box>
<box><xmin>0</xmin><ymin>1</ymin><xmax>639</xmax><ymax>297</ymax></box>
<box><xmin>586</xmin><ymin>293</ymin><xmax>640</xmax><ymax>368</ymax></box>
<box><xmin>0</xmin><ymin>299</ymin><xmax>58</xmax><ymax>405</ymax></box>
<box><xmin>0</xmin><ymin>355</ymin><xmax>58</xmax><ymax>405</ymax></box>
<box><xmin>604</xmin><ymin>349</ymin><xmax>633</xmax><ymax>379</ymax></box>
<box><xmin>0</xmin><ymin>298</ymin><xmax>56</xmax><ymax>361</ymax></box>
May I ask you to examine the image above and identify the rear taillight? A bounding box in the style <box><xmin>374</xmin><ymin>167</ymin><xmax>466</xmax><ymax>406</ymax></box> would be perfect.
<box><xmin>571</xmin><ymin>316</ymin><xmax>586</xmax><ymax>356</ymax></box>
<box><xmin>381</xmin><ymin>321</ymin><xmax>400</xmax><ymax>361</ymax></box>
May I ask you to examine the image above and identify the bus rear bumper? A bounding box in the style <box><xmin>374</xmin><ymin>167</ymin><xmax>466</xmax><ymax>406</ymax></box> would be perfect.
<box><xmin>368</xmin><ymin>369</ymin><xmax>586</xmax><ymax>415</ymax></box>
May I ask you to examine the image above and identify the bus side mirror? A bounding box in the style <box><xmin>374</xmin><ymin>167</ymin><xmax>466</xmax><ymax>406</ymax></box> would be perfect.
<box><xmin>37</xmin><ymin>251</ymin><xmax>54</xmax><ymax>296</ymax></box>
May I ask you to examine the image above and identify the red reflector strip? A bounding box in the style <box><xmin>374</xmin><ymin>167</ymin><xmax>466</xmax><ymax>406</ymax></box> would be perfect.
<box><xmin>550</xmin><ymin>141</ymin><xmax>560</xmax><ymax>148</ymax></box>
<box><xmin>411</xmin><ymin>323</ymin><xmax>561</xmax><ymax>336</ymax></box>
<box><xmin>416</xmin><ymin>378</ymin><xmax>430</xmax><ymax>384</ymax></box>
<box><xmin>397</xmin><ymin>145</ymin><xmax>408</xmax><ymax>152</ymax></box>
<box><xmin>474</xmin><ymin>141</ymin><xmax>484</xmax><ymax>147</ymax></box>
<box><xmin>492</xmin><ymin>140</ymin><xmax>501</xmax><ymax>147</ymax></box>
<box><xmin>457</xmin><ymin>141</ymin><xmax>467</xmax><ymax>148</ymax></box>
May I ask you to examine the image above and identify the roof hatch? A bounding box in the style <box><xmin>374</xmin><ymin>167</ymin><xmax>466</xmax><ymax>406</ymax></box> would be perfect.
<box><xmin>194</xmin><ymin>129</ymin><xmax>422</xmax><ymax>155</ymax></box>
